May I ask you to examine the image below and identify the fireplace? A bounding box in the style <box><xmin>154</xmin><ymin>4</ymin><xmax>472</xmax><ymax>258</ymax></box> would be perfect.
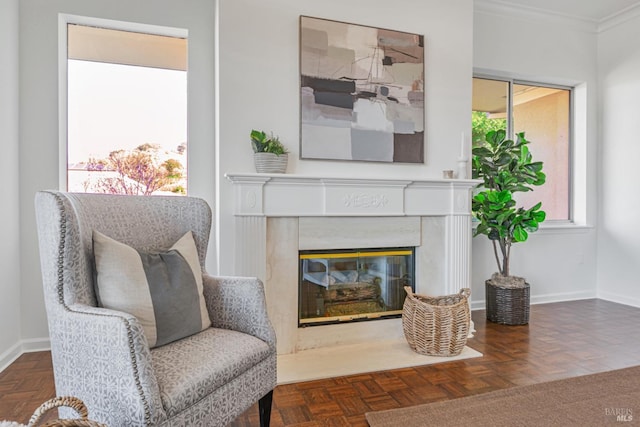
<box><xmin>299</xmin><ymin>247</ymin><xmax>415</xmax><ymax>325</ymax></box>
<box><xmin>225</xmin><ymin>173</ymin><xmax>477</xmax><ymax>355</ymax></box>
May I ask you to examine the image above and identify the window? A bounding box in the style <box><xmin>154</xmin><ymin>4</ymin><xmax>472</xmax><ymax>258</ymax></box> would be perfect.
<box><xmin>472</xmin><ymin>77</ymin><xmax>571</xmax><ymax>221</ymax></box>
<box><xmin>66</xmin><ymin>23</ymin><xmax>188</xmax><ymax>195</ymax></box>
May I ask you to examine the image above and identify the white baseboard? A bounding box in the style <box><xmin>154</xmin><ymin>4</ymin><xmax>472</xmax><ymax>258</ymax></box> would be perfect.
<box><xmin>530</xmin><ymin>290</ymin><xmax>598</xmax><ymax>305</ymax></box>
<box><xmin>470</xmin><ymin>290</ymin><xmax>597</xmax><ymax>311</ymax></box>
<box><xmin>597</xmin><ymin>291</ymin><xmax>640</xmax><ymax>308</ymax></box>
<box><xmin>0</xmin><ymin>342</ymin><xmax>22</xmax><ymax>373</ymax></box>
<box><xmin>0</xmin><ymin>337</ymin><xmax>51</xmax><ymax>373</ymax></box>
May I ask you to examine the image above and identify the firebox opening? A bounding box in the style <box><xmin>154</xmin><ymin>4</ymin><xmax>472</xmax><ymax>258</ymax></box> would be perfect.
<box><xmin>299</xmin><ymin>247</ymin><xmax>415</xmax><ymax>327</ymax></box>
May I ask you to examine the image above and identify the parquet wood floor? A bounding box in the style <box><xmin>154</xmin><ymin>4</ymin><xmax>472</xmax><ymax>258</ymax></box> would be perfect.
<box><xmin>2</xmin><ymin>299</ymin><xmax>640</xmax><ymax>426</ymax></box>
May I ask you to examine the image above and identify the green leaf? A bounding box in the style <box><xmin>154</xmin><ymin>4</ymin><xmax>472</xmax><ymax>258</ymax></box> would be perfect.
<box><xmin>472</xmin><ymin>147</ymin><xmax>493</xmax><ymax>158</ymax></box>
<box><xmin>533</xmin><ymin>210</ymin><xmax>546</xmax><ymax>222</ymax></box>
<box><xmin>496</xmin><ymin>211</ymin><xmax>514</xmax><ymax>225</ymax></box>
<box><xmin>475</xmin><ymin>191</ymin><xmax>489</xmax><ymax>200</ymax></box>
<box><xmin>474</xmin><ymin>223</ymin><xmax>489</xmax><ymax>236</ymax></box>
<box><xmin>525</xmin><ymin>162</ymin><xmax>544</xmax><ymax>172</ymax></box>
<box><xmin>250</xmin><ymin>129</ymin><xmax>266</xmax><ymax>141</ymax></box>
<box><xmin>513</xmin><ymin>184</ymin><xmax>533</xmax><ymax>192</ymax></box>
<box><xmin>487</xmin><ymin>129</ymin><xmax>506</xmax><ymax>146</ymax></box>
<box><xmin>250</xmin><ymin>129</ymin><xmax>268</xmax><ymax>153</ymax></box>
<box><xmin>513</xmin><ymin>225</ymin><xmax>528</xmax><ymax>242</ymax></box>
<box><xmin>528</xmin><ymin>202</ymin><xmax>541</xmax><ymax>211</ymax></box>
<box><xmin>515</xmin><ymin>132</ymin><xmax>528</xmax><ymax>145</ymax></box>
<box><xmin>496</xmin><ymin>153</ymin><xmax>513</xmax><ymax>166</ymax></box>
<box><xmin>519</xmin><ymin>145</ymin><xmax>530</xmax><ymax>163</ymax></box>
<box><xmin>486</xmin><ymin>191</ymin><xmax>500</xmax><ymax>203</ymax></box>
<box><xmin>524</xmin><ymin>221</ymin><xmax>539</xmax><ymax>232</ymax></box>
<box><xmin>496</xmin><ymin>190</ymin><xmax>512</xmax><ymax>204</ymax></box>
<box><xmin>501</xmin><ymin>139</ymin><xmax>515</xmax><ymax>149</ymax></box>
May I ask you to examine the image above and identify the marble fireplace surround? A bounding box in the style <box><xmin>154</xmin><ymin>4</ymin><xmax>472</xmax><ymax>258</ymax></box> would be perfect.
<box><xmin>226</xmin><ymin>173</ymin><xmax>478</xmax><ymax>355</ymax></box>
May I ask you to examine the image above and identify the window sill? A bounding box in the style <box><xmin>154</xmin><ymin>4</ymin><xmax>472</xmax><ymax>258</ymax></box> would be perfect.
<box><xmin>536</xmin><ymin>222</ymin><xmax>593</xmax><ymax>235</ymax></box>
<box><xmin>472</xmin><ymin>221</ymin><xmax>593</xmax><ymax>235</ymax></box>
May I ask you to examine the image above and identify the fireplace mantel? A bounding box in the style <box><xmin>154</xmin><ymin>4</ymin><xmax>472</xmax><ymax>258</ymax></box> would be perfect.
<box><xmin>225</xmin><ymin>173</ymin><xmax>479</xmax><ymax>354</ymax></box>
<box><xmin>225</xmin><ymin>173</ymin><xmax>479</xmax><ymax>217</ymax></box>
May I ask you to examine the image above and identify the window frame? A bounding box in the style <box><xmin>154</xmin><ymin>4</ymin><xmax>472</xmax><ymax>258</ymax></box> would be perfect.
<box><xmin>473</xmin><ymin>73</ymin><xmax>575</xmax><ymax>225</ymax></box>
<box><xmin>58</xmin><ymin>13</ymin><xmax>188</xmax><ymax>193</ymax></box>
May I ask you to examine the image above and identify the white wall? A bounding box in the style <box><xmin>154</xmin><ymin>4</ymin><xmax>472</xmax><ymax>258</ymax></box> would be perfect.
<box><xmin>9</xmin><ymin>0</ymin><xmax>476</xmax><ymax>365</ymax></box>
<box><xmin>18</xmin><ymin>0</ymin><xmax>216</xmax><ymax>347</ymax></box>
<box><xmin>9</xmin><ymin>0</ymin><xmax>630</xmax><ymax>364</ymax></box>
<box><xmin>217</xmin><ymin>0</ymin><xmax>475</xmax><ymax>275</ymax></box>
<box><xmin>0</xmin><ymin>0</ymin><xmax>22</xmax><ymax>370</ymax></box>
<box><xmin>597</xmin><ymin>14</ymin><xmax>640</xmax><ymax>307</ymax></box>
<box><xmin>471</xmin><ymin>8</ymin><xmax>599</xmax><ymax>307</ymax></box>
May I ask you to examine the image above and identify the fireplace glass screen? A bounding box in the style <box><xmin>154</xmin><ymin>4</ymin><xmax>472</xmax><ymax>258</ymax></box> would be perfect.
<box><xmin>299</xmin><ymin>248</ymin><xmax>414</xmax><ymax>326</ymax></box>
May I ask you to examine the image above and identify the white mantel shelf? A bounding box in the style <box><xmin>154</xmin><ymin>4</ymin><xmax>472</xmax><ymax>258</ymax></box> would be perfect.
<box><xmin>225</xmin><ymin>173</ymin><xmax>480</xmax><ymax>217</ymax></box>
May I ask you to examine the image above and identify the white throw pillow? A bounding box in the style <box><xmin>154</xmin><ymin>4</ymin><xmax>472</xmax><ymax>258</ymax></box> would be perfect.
<box><xmin>93</xmin><ymin>230</ymin><xmax>211</xmax><ymax>348</ymax></box>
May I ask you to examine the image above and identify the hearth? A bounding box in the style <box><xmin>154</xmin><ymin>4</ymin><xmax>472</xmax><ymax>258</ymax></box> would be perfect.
<box><xmin>299</xmin><ymin>248</ymin><xmax>415</xmax><ymax>326</ymax></box>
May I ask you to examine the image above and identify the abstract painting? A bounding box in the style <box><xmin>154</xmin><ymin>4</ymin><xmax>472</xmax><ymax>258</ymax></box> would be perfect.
<box><xmin>300</xmin><ymin>16</ymin><xmax>424</xmax><ymax>163</ymax></box>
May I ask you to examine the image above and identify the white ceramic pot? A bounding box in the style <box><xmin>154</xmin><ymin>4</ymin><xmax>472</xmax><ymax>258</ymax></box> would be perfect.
<box><xmin>254</xmin><ymin>152</ymin><xmax>288</xmax><ymax>173</ymax></box>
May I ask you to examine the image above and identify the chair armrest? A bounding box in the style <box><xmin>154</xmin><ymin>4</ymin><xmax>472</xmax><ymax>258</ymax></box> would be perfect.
<box><xmin>52</xmin><ymin>304</ymin><xmax>166</xmax><ymax>426</ymax></box>
<box><xmin>202</xmin><ymin>275</ymin><xmax>277</xmax><ymax>349</ymax></box>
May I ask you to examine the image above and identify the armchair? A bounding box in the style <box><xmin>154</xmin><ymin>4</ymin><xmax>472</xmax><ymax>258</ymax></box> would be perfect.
<box><xmin>34</xmin><ymin>191</ymin><xmax>277</xmax><ymax>427</ymax></box>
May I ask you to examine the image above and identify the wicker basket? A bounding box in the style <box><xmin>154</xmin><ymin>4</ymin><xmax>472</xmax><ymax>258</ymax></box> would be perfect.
<box><xmin>26</xmin><ymin>396</ymin><xmax>106</xmax><ymax>427</ymax></box>
<box><xmin>485</xmin><ymin>280</ymin><xmax>530</xmax><ymax>325</ymax></box>
<box><xmin>402</xmin><ymin>286</ymin><xmax>471</xmax><ymax>357</ymax></box>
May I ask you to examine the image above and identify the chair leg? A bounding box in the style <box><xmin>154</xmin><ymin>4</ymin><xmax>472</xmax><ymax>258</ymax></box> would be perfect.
<box><xmin>259</xmin><ymin>390</ymin><xmax>273</xmax><ymax>427</ymax></box>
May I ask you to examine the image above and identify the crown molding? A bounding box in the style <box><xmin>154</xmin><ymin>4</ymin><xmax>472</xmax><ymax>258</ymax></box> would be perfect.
<box><xmin>475</xmin><ymin>0</ymin><xmax>640</xmax><ymax>34</ymax></box>
<box><xmin>474</xmin><ymin>0</ymin><xmax>598</xmax><ymax>33</ymax></box>
<box><xmin>599</xmin><ymin>3</ymin><xmax>640</xmax><ymax>33</ymax></box>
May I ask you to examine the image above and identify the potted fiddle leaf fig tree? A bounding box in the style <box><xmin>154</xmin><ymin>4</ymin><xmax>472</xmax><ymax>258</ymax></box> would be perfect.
<box><xmin>250</xmin><ymin>129</ymin><xmax>289</xmax><ymax>173</ymax></box>
<box><xmin>472</xmin><ymin>129</ymin><xmax>546</xmax><ymax>325</ymax></box>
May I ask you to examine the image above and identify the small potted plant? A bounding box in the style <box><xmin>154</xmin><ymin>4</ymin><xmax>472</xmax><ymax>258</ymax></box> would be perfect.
<box><xmin>472</xmin><ymin>129</ymin><xmax>546</xmax><ymax>325</ymax></box>
<box><xmin>250</xmin><ymin>129</ymin><xmax>289</xmax><ymax>173</ymax></box>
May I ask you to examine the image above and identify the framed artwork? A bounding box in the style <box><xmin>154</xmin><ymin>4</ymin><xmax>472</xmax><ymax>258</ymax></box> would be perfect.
<box><xmin>300</xmin><ymin>16</ymin><xmax>425</xmax><ymax>163</ymax></box>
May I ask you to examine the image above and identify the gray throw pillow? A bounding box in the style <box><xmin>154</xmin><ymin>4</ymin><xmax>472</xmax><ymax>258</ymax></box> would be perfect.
<box><xmin>93</xmin><ymin>230</ymin><xmax>211</xmax><ymax>348</ymax></box>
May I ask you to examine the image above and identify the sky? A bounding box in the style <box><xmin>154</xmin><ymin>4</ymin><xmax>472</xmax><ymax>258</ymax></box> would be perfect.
<box><xmin>67</xmin><ymin>59</ymin><xmax>187</xmax><ymax>164</ymax></box>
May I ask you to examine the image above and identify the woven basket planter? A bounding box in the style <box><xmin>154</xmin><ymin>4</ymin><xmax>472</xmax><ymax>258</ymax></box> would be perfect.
<box><xmin>254</xmin><ymin>152</ymin><xmax>288</xmax><ymax>173</ymax></box>
<box><xmin>402</xmin><ymin>286</ymin><xmax>471</xmax><ymax>357</ymax></box>
<box><xmin>485</xmin><ymin>279</ymin><xmax>530</xmax><ymax>325</ymax></box>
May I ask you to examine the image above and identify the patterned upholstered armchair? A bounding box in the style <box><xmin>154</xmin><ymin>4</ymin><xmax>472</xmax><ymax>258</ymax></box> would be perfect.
<box><xmin>34</xmin><ymin>191</ymin><xmax>277</xmax><ymax>427</ymax></box>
